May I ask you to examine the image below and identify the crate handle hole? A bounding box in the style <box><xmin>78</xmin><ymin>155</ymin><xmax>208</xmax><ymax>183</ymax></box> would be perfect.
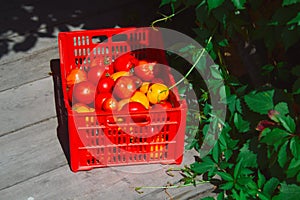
<box><xmin>92</xmin><ymin>35</ymin><xmax>108</xmax><ymax>44</ymax></box>
<box><xmin>112</xmin><ymin>34</ymin><xmax>127</xmax><ymax>42</ymax></box>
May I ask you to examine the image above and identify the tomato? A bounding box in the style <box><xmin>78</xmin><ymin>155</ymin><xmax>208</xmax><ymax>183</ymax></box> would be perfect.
<box><xmin>121</xmin><ymin>102</ymin><xmax>147</xmax><ymax>112</ymax></box>
<box><xmin>110</xmin><ymin>71</ymin><xmax>130</xmax><ymax>81</ymax></box>
<box><xmin>102</xmin><ymin>97</ymin><xmax>118</xmax><ymax>112</ymax></box>
<box><xmin>87</xmin><ymin>64</ymin><xmax>114</xmax><ymax>85</ymax></box>
<box><xmin>130</xmin><ymin>91</ymin><xmax>150</xmax><ymax>109</ymax></box>
<box><xmin>134</xmin><ymin>60</ymin><xmax>156</xmax><ymax>81</ymax></box>
<box><xmin>113</xmin><ymin>53</ymin><xmax>139</xmax><ymax>72</ymax></box>
<box><xmin>151</xmin><ymin>100</ymin><xmax>173</xmax><ymax>110</ymax></box>
<box><xmin>139</xmin><ymin>82</ymin><xmax>150</xmax><ymax>94</ymax></box>
<box><xmin>89</xmin><ymin>57</ymin><xmax>112</xmax><ymax>68</ymax></box>
<box><xmin>72</xmin><ymin>103</ymin><xmax>95</xmax><ymax>113</ymax></box>
<box><xmin>66</xmin><ymin>68</ymin><xmax>87</xmax><ymax>87</ymax></box>
<box><xmin>113</xmin><ymin>76</ymin><xmax>142</xmax><ymax>99</ymax></box>
<box><xmin>117</xmin><ymin>98</ymin><xmax>130</xmax><ymax>111</ymax></box>
<box><xmin>94</xmin><ymin>93</ymin><xmax>112</xmax><ymax>111</ymax></box>
<box><xmin>147</xmin><ymin>83</ymin><xmax>169</xmax><ymax>104</ymax></box>
<box><xmin>151</xmin><ymin>77</ymin><xmax>164</xmax><ymax>84</ymax></box>
<box><xmin>73</xmin><ymin>81</ymin><xmax>96</xmax><ymax>105</ymax></box>
<box><xmin>97</xmin><ymin>76</ymin><xmax>115</xmax><ymax>93</ymax></box>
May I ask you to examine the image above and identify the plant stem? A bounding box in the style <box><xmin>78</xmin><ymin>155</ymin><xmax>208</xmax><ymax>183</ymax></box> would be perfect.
<box><xmin>151</xmin><ymin>6</ymin><xmax>188</xmax><ymax>30</ymax></box>
<box><xmin>135</xmin><ymin>180</ymin><xmax>210</xmax><ymax>191</ymax></box>
<box><xmin>168</xmin><ymin>35</ymin><xmax>213</xmax><ymax>90</ymax></box>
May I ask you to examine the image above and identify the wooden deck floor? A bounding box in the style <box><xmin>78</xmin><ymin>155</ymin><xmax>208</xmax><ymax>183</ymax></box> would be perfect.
<box><xmin>0</xmin><ymin>1</ymin><xmax>215</xmax><ymax>199</ymax></box>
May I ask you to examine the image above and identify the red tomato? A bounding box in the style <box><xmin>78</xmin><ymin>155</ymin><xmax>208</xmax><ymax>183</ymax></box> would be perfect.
<box><xmin>121</xmin><ymin>102</ymin><xmax>149</xmax><ymax>124</ymax></box>
<box><xmin>121</xmin><ymin>102</ymin><xmax>147</xmax><ymax>112</ymax></box>
<box><xmin>134</xmin><ymin>60</ymin><xmax>156</xmax><ymax>81</ymax></box>
<box><xmin>113</xmin><ymin>53</ymin><xmax>139</xmax><ymax>72</ymax></box>
<box><xmin>113</xmin><ymin>76</ymin><xmax>142</xmax><ymax>99</ymax></box>
<box><xmin>73</xmin><ymin>81</ymin><xmax>96</xmax><ymax>105</ymax></box>
<box><xmin>97</xmin><ymin>76</ymin><xmax>115</xmax><ymax>93</ymax></box>
<box><xmin>87</xmin><ymin>64</ymin><xmax>114</xmax><ymax>85</ymax></box>
<box><xmin>94</xmin><ymin>93</ymin><xmax>112</xmax><ymax>111</ymax></box>
<box><xmin>102</xmin><ymin>97</ymin><xmax>118</xmax><ymax>112</ymax></box>
<box><xmin>151</xmin><ymin>100</ymin><xmax>173</xmax><ymax>110</ymax></box>
<box><xmin>151</xmin><ymin>77</ymin><xmax>164</xmax><ymax>84</ymax></box>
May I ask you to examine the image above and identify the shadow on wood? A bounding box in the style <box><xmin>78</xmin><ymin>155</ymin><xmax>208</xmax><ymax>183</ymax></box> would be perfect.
<box><xmin>50</xmin><ymin>59</ymin><xmax>70</xmax><ymax>167</ymax></box>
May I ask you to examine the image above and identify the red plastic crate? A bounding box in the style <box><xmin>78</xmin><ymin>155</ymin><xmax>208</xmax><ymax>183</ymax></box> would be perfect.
<box><xmin>55</xmin><ymin>27</ymin><xmax>187</xmax><ymax>172</ymax></box>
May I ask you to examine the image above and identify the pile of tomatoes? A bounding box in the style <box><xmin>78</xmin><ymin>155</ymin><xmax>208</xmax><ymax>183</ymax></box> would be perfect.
<box><xmin>66</xmin><ymin>53</ymin><xmax>176</xmax><ymax>114</ymax></box>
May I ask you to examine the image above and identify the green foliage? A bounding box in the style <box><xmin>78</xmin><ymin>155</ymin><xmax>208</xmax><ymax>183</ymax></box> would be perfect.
<box><xmin>155</xmin><ymin>0</ymin><xmax>300</xmax><ymax>199</ymax></box>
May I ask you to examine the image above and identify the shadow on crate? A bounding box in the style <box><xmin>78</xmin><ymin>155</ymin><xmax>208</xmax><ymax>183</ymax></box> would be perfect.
<box><xmin>50</xmin><ymin>59</ymin><xmax>70</xmax><ymax>166</ymax></box>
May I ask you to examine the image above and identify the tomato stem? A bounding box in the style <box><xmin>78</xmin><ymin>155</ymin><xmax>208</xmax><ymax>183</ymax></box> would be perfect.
<box><xmin>168</xmin><ymin>35</ymin><xmax>213</xmax><ymax>90</ymax></box>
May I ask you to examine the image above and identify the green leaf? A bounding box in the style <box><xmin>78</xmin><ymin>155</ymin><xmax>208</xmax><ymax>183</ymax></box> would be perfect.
<box><xmin>290</xmin><ymin>137</ymin><xmax>300</xmax><ymax>159</ymax></box>
<box><xmin>293</xmin><ymin>78</ymin><xmax>300</xmax><ymax>94</ymax></box>
<box><xmin>297</xmin><ymin>172</ymin><xmax>300</xmax><ymax>182</ymax></box>
<box><xmin>234</xmin><ymin>159</ymin><xmax>243</xmax><ymax>179</ymax></box>
<box><xmin>286</xmin><ymin>158</ymin><xmax>300</xmax><ymax>178</ymax></box>
<box><xmin>278</xmin><ymin>115</ymin><xmax>296</xmax><ymax>133</ymax></box>
<box><xmin>234</xmin><ymin>113</ymin><xmax>250</xmax><ymax>133</ymax></box>
<box><xmin>278</xmin><ymin>141</ymin><xmax>289</xmax><ymax>168</ymax></box>
<box><xmin>282</xmin><ymin>0</ymin><xmax>300</xmax><ymax>6</ymax></box>
<box><xmin>244</xmin><ymin>90</ymin><xmax>274</xmax><ymax>114</ymax></box>
<box><xmin>217</xmin><ymin>172</ymin><xmax>234</xmax><ymax>181</ymax></box>
<box><xmin>237</xmin><ymin>142</ymin><xmax>257</xmax><ymax>168</ymax></box>
<box><xmin>218</xmin><ymin>39</ymin><xmax>229</xmax><ymax>47</ymax></box>
<box><xmin>159</xmin><ymin>0</ymin><xmax>175</xmax><ymax>7</ymax></box>
<box><xmin>231</xmin><ymin>0</ymin><xmax>246</xmax><ymax>9</ymax></box>
<box><xmin>220</xmin><ymin>181</ymin><xmax>234</xmax><ymax>190</ymax></box>
<box><xmin>257</xmin><ymin>192</ymin><xmax>271</xmax><ymax>200</ymax></box>
<box><xmin>190</xmin><ymin>157</ymin><xmax>215</xmax><ymax>174</ymax></box>
<box><xmin>262</xmin><ymin>64</ymin><xmax>275</xmax><ymax>74</ymax></box>
<box><xmin>207</xmin><ymin>0</ymin><xmax>225</xmax><ymax>11</ymax></box>
<box><xmin>212</xmin><ymin>143</ymin><xmax>220</xmax><ymax>163</ymax></box>
<box><xmin>217</xmin><ymin>192</ymin><xmax>225</xmax><ymax>200</ymax></box>
<box><xmin>263</xmin><ymin>177</ymin><xmax>280</xmax><ymax>196</ymax></box>
<box><xmin>287</xmin><ymin>12</ymin><xmax>300</xmax><ymax>25</ymax></box>
<box><xmin>274</xmin><ymin>102</ymin><xmax>289</xmax><ymax>115</ymax></box>
<box><xmin>258</xmin><ymin>170</ymin><xmax>266</xmax><ymax>189</ymax></box>
<box><xmin>273</xmin><ymin>183</ymin><xmax>300</xmax><ymax>200</ymax></box>
<box><xmin>260</xmin><ymin>128</ymin><xmax>290</xmax><ymax>149</ymax></box>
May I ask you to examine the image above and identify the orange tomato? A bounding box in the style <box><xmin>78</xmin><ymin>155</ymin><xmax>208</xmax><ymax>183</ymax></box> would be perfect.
<box><xmin>147</xmin><ymin>83</ymin><xmax>169</xmax><ymax>104</ymax></box>
<box><xmin>66</xmin><ymin>68</ymin><xmax>87</xmax><ymax>87</ymax></box>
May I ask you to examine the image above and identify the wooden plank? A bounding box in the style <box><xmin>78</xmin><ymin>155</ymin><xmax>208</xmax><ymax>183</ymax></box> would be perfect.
<box><xmin>0</xmin><ymin>76</ymin><xmax>56</xmax><ymax>136</ymax></box>
<box><xmin>0</xmin><ymin>44</ymin><xmax>58</xmax><ymax>92</ymax></box>
<box><xmin>0</xmin><ymin>118</ymin><xmax>67</xmax><ymax>190</ymax></box>
<box><xmin>0</xmin><ymin>144</ymin><xmax>214</xmax><ymax>200</ymax></box>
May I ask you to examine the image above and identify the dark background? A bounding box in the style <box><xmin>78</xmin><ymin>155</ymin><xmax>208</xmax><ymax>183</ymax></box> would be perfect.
<box><xmin>0</xmin><ymin>0</ymin><xmax>195</xmax><ymax>59</ymax></box>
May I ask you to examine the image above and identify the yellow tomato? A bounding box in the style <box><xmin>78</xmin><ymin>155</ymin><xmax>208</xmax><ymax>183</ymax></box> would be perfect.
<box><xmin>139</xmin><ymin>82</ymin><xmax>150</xmax><ymax>93</ymax></box>
<box><xmin>147</xmin><ymin>83</ymin><xmax>169</xmax><ymax>104</ymax></box>
<box><xmin>130</xmin><ymin>91</ymin><xmax>150</xmax><ymax>109</ymax></box>
<box><xmin>110</xmin><ymin>71</ymin><xmax>130</xmax><ymax>81</ymax></box>
<box><xmin>72</xmin><ymin>103</ymin><xmax>95</xmax><ymax>126</ymax></box>
<box><xmin>72</xmin><ymin>103</ymin><xmax>95</xmax><ymax>113</ymax></box>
